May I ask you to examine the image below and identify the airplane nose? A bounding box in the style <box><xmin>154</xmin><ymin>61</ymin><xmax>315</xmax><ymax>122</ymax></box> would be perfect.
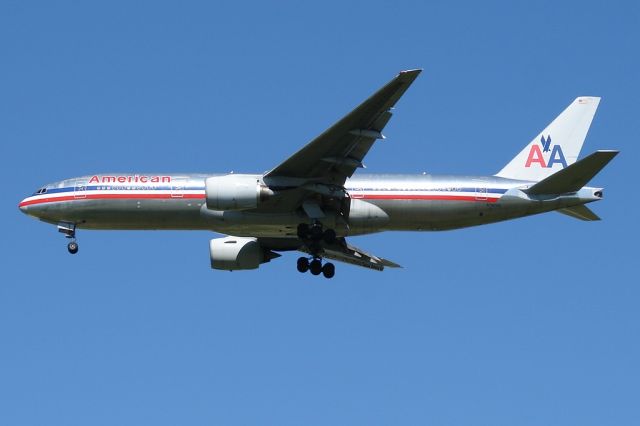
<box><xmin>19</xmin><ymin>199</ymin><xmax>28</xmax><ymax>214</ymax></box>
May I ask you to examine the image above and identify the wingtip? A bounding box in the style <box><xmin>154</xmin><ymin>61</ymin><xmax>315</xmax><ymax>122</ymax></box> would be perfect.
<box><xmin>395</xmin><ymin>69</ymin><xmax>422</xmax><ymax>85</ymax></box>
<box><xmin>382</xmin><ymin>259</ymin><xmax>403</xmax><ymax>268</ymax></box>
<box><xmin>594</xmin><ymin>149</ymin><xmax>620</xmax><ymax>158</ymax></box>
<box><xmin>398</xmin><ymin>69</ymin><xmax>422</xmax><ymax>78</ymax></box>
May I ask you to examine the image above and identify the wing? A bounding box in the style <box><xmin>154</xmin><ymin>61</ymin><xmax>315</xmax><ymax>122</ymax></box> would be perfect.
<box><xmin>299</xmin><ymin>238</ymin><xmax>401</xmax><ymax>271</ymax></box>
<box><xmin>265</xmin><ymin>69</ymin><xmax>422</xmax><ymax>186</ymax></box>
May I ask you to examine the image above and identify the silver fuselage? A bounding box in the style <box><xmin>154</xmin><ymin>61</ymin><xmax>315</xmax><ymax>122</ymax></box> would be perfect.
<box><xmin>19</xmin><ymin>173</ymin><xmax>602</xmax><ymax>237</ymax></box>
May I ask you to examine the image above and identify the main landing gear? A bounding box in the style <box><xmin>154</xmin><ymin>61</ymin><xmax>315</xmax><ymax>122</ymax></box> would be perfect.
<box><xmin>296</xmin><ymin>223</ymin><xmax>336</xmax><ymax>244</ymax></box>
<box><xmin>297</xmin><ymin>256</ymin><xmax>335</xmax><ymax>279</ymax></box>
<box><xmin>58</xmin><ymin>222</ymin><xmax>79</xmax><ymax>254</ymax></box>
<box><xmin>296</xmin><ymin>222</ymin><xmax>337</xmax><ymax>279</ymax></box>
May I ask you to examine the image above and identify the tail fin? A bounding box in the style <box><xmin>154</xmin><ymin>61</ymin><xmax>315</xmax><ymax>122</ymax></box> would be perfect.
<box><xmin>496</xmin><ymin>97</ymin><xmax>601</xmax><ymax>181</ymax></box>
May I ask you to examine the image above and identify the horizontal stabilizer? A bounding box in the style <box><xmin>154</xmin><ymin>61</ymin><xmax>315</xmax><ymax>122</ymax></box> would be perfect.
<box><xmin>558</xmin><ymin>205</ymin><xmax>601</xmax><ymax>221</ymax></box>
<box><xmin>525</xmin><ymin>150</ymin><xmax>619</xmax><ymax>195</ymax></box>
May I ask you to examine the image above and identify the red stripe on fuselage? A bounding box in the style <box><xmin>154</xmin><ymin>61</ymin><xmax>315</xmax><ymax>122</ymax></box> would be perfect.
<box><xmin>19</xmin><ymin>192</ymin><xmax>500</xmax><ymax>208</ymax></box>
<box><xmin>19</xmin><ymin>193</ymin><xmax>206</xmax><ymax>207</ymax></box>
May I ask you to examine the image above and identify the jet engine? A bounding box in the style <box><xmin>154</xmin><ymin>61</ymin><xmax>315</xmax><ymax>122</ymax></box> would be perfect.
<box><xmin>209</xmin><ymin>236</ymin><xmax>279</xmax><ymax>270</ymax></box>
<box><xmin>205</xmin><ymin>174</ymin><xmax>273</xmax><ymax>211</ymax></box>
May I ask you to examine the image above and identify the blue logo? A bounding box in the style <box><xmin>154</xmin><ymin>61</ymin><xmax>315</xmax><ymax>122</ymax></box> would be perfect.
<box><xmin>525</xmin><ymin>134</ymin><xmax>568</xmax><ymax>169</ymax></box>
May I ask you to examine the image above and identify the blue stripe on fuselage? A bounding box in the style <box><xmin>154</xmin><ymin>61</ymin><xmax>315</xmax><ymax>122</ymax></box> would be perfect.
<box><xmin>39</xmin><ymin>186</ymin><xmax>509</xmax><ymax>196</ymax></box>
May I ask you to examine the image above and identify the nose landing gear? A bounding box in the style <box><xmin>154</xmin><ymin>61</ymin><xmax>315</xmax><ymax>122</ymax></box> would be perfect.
<box><xmin>67</xmin><ymin>241</ymin><xmax>79</xmax><ymax>254</ymax></box>
<box><xmin>58</xmin><ymin>222</ymin><xmax>79</xmax><ymax>255</ymax></box>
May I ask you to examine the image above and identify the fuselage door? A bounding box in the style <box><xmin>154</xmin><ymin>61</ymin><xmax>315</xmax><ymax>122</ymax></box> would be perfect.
<box><xmin>349</xmin><ymin>187</ymin><xmax>364</xmax><ymax>199</ymax></box>
<box><xmin>74</xmin><ymin>180</ymin><xmax>87</xmax><ymax>199</ymax></box>
<box><xmin>474</xmin><ymin>180</ymin><xmax>487</xmax><ymax>201</ymax></box>
<box><xmin>170</xmin><ymin>177</ymin><xmax>185</xmax><ymax>198</ymax></box>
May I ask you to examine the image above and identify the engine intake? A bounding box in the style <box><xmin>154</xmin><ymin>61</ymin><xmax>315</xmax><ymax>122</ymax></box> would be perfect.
<box><xmin>205</xmin><ymin>174</ymin><xmax>272</xmax><ymax>211</ymax></box>
<box><xmin>210</xmin><ymin>236</ymin><xmax>279</xmax><ymax>270</ymax></box>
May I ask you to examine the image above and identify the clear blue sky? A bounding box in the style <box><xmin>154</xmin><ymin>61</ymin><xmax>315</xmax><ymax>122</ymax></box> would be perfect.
<box><xmin>2</xmin><ymin>1</ymin><xmax>638</xmax><ymax>425</ymax></box>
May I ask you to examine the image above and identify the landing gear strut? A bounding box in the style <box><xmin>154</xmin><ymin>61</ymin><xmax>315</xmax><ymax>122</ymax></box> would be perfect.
<box><xmin>58</xmin><ymin>222</ymin><xmax>79</xmax><ymax>255</ymax></box>
<box><xmin>296</xmin><ymin>256</ymin><xmax>335</xmax><ymax>279</ymax></box>
<box><xmin>296</xmin><ymin>221</ymin><xmax>338</xmax><ymax>278</ymax></box>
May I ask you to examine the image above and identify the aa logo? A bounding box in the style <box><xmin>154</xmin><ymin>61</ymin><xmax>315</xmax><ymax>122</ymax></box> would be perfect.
<box><xmin>525</xmin><ymin>135</ymin><xmax>567</xmax><ymax>168</ymax></box>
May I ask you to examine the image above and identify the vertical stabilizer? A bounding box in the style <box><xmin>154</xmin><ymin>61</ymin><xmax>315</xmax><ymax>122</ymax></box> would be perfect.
<box><xmin>496</xmin><ymin>97</ymin><xmax>600</xmax><ymax>181</ymax></box>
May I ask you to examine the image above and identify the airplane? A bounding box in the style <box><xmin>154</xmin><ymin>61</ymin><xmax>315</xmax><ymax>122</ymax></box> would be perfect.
<box><xmin>18</xmin><ymin>69</ymin><xmax>618</xmax><ymax>278</ymax></box>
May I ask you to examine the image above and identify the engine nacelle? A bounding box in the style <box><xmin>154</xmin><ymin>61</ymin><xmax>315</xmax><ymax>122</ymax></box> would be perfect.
<box><xmin>205</xmin><ymin>174</ymin><xmax>272</xmax><ymax>211</ymax></box>
<box><xmin>209</xmin><ymin>236</ymin><xmax>281</xmax><ymax>271</ymax></box>
<box><xmin>210</xmin><ymin>236</ymin><xmax>264</xmax><ymax>270</ymax></box>
<box><xmin>347</xmin><ymin>198</ymin><xmax>390</xmax><ymax>234</ymax></box>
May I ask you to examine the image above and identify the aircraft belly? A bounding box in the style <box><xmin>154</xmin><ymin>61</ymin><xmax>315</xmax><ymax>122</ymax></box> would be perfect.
<box><xmin>200</xmin><ymin>206</ymin><xmax>336</xmax><ymax>238</ymax></box>
<box><xmin>45</xmin><ymin>199</ymin><xmax>209</xmax><ymax>230</ymax></box>
<box><xmin>366</xmin><ymin>198</ymin><xmax>534</xmax><ymax>231</ymax></box>
<box><xmin>362</xmin><ymin>199</ymin><xmax>466</xmax><ymax>230</ymax></box>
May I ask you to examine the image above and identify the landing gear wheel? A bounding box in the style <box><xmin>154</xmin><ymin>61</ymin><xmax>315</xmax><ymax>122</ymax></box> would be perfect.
<box><xmin>67</xmin><ymin>241</ymin><xmax>79</xmax><ymax>254</ymax></box>
<box><xmin>323</xmin><ymin>229</ymin><xmax>337</xmax><ymax>244</ymax></box>
<box><xmin>297</xmin><ymin>257</ymin><xmax>309</xmax><ymax>273</ymax></box>
<box><xmin>309</xmin><ymin>259</ymin><xmax>322</xmax><ymax>275</ymax></box>
<box><xmin>322</xmin><ymin>262</ymin><xmax>335</xmax><ymax>279</ymax></box>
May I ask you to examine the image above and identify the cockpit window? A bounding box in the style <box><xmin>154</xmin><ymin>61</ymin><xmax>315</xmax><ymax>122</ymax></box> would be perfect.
<box><xmin>34</xmin><ymin>188</ymin><xmax>47</xmax><ymax>195</ymax></box>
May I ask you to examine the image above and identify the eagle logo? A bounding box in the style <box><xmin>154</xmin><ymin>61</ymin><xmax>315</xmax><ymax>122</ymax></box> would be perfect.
<box><xmin>540</xmin><ymin>135</ymin><xmax>552</xmax><ymax>153</ymax></box>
